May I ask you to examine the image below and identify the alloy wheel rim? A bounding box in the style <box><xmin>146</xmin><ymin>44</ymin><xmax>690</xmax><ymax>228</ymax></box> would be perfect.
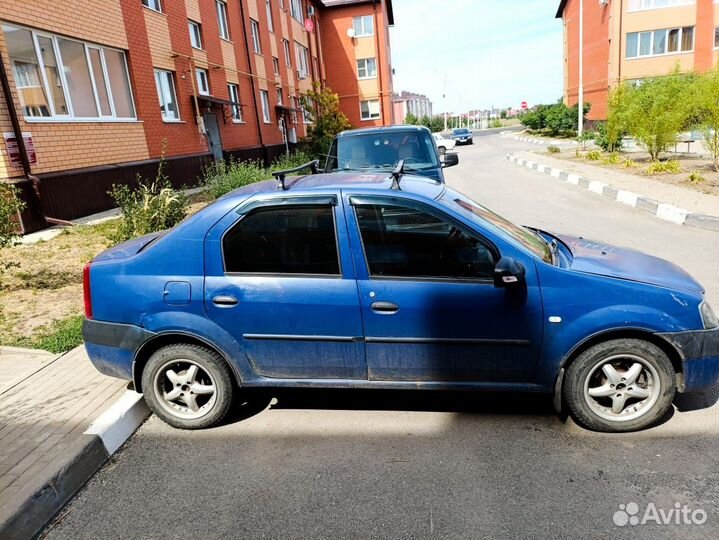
<box><xmin>153</xmin><ymin>359</ymin><xmax>217</xmax><ymax>420</ymax></box>
<box><xmin>583</xmin><ymin>354</ymin><xmax>661</xmax><ymax>423</ymax></box>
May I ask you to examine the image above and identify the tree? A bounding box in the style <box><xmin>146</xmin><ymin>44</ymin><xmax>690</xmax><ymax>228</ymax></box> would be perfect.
<box><xmin>616</xmin><ymin>70</ymin><xmax>695</xmax><ymax>160</ymax></box>
<box><xmin>301</xmin><ymin>82</ymin><xmax>352</xmax><ymax>159</ymax></box>
<box><xmin>0</xmin><ymin>183</ymin><xmax>25</xmax><ymax>250</ymax></box>
<box><xmin>404</xmin><ymin>112</ymin><xmax>419</xmax><ymax>125</ymax></box>
<box><xmin>693</xmin><ymin>68</ymin><xmax>719</xmax><ymax>171</ymax></box>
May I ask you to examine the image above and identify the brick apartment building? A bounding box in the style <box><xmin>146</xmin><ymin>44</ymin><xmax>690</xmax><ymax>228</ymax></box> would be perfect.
<box><xmin>0</xmin><ymin>0</ymin><xmax>394</xmax><ymax>232</ymax></box>
<box><xmin>557</xmin><ymin>0</ymin><xmax>718</xmax><ymax>121</ymax></box>
<box><xmin>392</xmin><ymin>90</ymin><xmax>432</xmax><ymax>122</ymax></box>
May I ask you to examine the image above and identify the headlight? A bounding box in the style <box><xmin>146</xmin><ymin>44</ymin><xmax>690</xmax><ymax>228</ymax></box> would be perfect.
<box><xmin>700</xmin><ymin>301</ymin><xmax>719</xmax><ymax>329</ymax></box>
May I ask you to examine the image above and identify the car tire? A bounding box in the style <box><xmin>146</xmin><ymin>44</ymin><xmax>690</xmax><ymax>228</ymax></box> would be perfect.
<box><xmin>438</xmin><ymin>146</ymin><xmax>446</xmax><ymax>155</ymax></box>
<box><xmin>562</xmin><ymin>338</ymin><xmax>675</xmax><ymax>432</ymax></box>
<box><xmin>142</xmin><ymin>343</ymin><xmax>235</xmax><ymax>429</ymax></box>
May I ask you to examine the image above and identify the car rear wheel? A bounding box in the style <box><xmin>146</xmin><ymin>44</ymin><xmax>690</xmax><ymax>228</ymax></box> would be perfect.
<box><xmin>142</xmin><ymin>343</ymin><xmax>235</xmax><ymax>429</ymax></box>
<box><xmin>563</xmin><ymin>339</ymin><xmax>675</xmax><ymax>432</ymax></box>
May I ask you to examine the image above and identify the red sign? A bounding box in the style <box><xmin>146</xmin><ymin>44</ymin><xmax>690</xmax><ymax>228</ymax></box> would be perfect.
<box><xmin>3</xmin><ymin>132</ymin><xmax>37</xmax><ymax>167</ymax></box>
<box><xmin>304</xmin><ymin>18</ymin><xmax>314</xmax><ymax>32</ymax></box>
<box><xmin>521</xmin><ymin>101</ymin><xmax>528</xmax><ymax>110</ymax></box>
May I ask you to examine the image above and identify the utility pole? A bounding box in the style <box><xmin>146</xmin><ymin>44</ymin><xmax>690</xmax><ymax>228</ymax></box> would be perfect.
<box><xmin>443</xmin><ymin>72</ymin><xmax>448</xmax><ymax>132</ymax></box>
<box><xmin>578</xmin><ymin>0</ymin><xmax>584</xmax><ymax>137</ymax></box>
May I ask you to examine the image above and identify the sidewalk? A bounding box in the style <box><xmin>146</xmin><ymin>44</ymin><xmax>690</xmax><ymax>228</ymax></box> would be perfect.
<box><xmin>0</xmin><ymin>346</ymin><xmax>149</xmax><ymax>539</ymax></box>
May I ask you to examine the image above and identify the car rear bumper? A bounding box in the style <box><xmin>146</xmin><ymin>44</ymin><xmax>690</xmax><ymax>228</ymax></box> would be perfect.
<box><xmin>658</xmin><ymin>328</ymin><xmax>719</xmax><ymax>392</ymax></box>
<box><xmin>83</xmin><ymin>319</ymin><xmax>155</xmax><ymax>381</ymax></box>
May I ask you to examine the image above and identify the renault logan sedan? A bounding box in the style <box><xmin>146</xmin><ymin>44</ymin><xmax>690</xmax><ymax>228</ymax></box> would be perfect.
<box><xmin>83</xmin><ymin>169</ymin><xmax>719</xmax><ymax>432</ymax></box>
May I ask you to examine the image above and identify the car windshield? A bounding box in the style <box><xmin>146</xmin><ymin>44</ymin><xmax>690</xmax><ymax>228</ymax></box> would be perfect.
<box><xmin>453</xmin><ymin>129</ymin><xmax>470</xmax><ymax>135</ymax></box>
<box><xmin>326</xmin><ymin>131</ymin><xmax>439</xmax><ymax>173</ymax></box>
<box><xmin>442</xmin><ymin>188</ymin><xmax>553</xmax><ymax>264</ymax></box>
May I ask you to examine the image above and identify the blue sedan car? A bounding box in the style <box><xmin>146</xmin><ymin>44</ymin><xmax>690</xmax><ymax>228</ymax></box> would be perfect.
<box><xmin>83</xmin><ymin>167</ymin><xmax>719</xmax><ymax>432</ymax></box>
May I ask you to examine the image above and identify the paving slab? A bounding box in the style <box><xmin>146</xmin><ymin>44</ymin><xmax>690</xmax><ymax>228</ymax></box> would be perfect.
<box><xmin>0</xmin><ymin>347</ymin><xmax>58</xmax><ymax>395</ymax></box>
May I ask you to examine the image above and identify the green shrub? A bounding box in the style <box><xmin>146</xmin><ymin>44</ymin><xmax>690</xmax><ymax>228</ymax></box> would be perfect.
<box><xmin>600</xmin><ymin>153</ymin><xmax>622</xmax><ymax>165</ymax></box>
<box><xmin>687</xmin><ymin>170</ymin><xmax>705</xmax><ymax>184</ymax></box>
<box><xmin>547</xmin><ymin>145</ymin><xmax>561</xmax><ymax>154</ymax></box>
<box><xmin>646</xmin><ymin>159</ymin><xmax>681</xmax><ymax>175</ymax></box>
<box><xmin>586</xmin><ymin>150</ymin><xmax>602</xmax><ymax>161</ymax></box>
<box><xmin>593</xmin><ymin>121</ymin><xmax>623</xmax><ymax>152</ymax></box>
<box><xmin>0</xmin><ymin>183</ymin><xmax>25</xmax><ymax>249</ymax></box>
<box><xmin>490</xmin><ymin>119</ymin><xmax>502</xmax><ymax>128</ymax></box>
<box><xmin>622</xmin><ymin>157</ymin><xmax>637</xmax><ymax>168</ymax></box>
<box><xmin>110</xmin><ymin>144</ymin><xmax>188</xmax><ymax>243</ymax></box>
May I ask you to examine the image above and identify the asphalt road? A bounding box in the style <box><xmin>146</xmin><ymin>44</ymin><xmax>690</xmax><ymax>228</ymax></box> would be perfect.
<box><xmin>44</xmin><ymin>134</ymin><xmax>719</xmax><ymax>540</ymax></box>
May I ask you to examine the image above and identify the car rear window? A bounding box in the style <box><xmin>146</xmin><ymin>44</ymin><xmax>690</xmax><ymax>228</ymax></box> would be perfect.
<box><xmin>326</xmin><ymin>131</ymin><xmax>439</xmax><ymax>173</ymax></box>
<box><xmin>223</xmin><ymin>205</ymin><xmax>340</xmax><ymax>275</ymax></box>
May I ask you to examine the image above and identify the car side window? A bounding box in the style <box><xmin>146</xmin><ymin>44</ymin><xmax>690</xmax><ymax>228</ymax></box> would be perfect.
<box><xmin>223</xmin><ymin>205</ymin><xmax>340</xmax><ymax>275</ymax></box>
<box><xmin>354</xmin><ymin>203</ymin><xmax>495</xmax><ymax>279</ymax></box>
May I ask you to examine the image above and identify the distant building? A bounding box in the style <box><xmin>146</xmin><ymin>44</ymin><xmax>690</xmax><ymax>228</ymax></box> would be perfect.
<box><xmin>393</xmin><ymin>91</ymin><xmax>432</xmax><ymax>121</ymax></box>
<box><xmin>556</xmin><ymin>0</ymin><xmax>717</xmax><ymax>121</ymax></box>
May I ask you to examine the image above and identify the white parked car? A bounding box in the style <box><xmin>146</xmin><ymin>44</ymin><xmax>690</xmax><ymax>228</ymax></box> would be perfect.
<box><xmin>432</xmin><ymin>132</ymin><xmax>456</xmax><ymax>155</ymax></box>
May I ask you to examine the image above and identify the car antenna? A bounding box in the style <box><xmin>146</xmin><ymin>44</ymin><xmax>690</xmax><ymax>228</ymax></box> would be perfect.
<box><xmin>390</xmin><ymin>160</ymin><xmax>405</xmax><ymax>190</ymax></box>
<box><xmin>271</xmin><ymin>159</ymin><xmax>320</xmax><ymax>190</ymax></box>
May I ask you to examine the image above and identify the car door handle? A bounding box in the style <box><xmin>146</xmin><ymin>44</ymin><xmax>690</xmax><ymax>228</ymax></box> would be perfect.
<box><xmin>212</xmin><ymin>295</ymin><xmax>239</xmax><ymax>307</ymax></box>
<box><xmin>371</xmin><ymin>301</ymin><xmax>399</xmax><ymax>313</ymax></box>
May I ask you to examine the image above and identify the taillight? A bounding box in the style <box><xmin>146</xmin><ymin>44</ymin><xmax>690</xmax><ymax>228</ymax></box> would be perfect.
<box><xmin>83</xmin><ymin>263</ymin><xmax>93</xmax><ymax>319</ymax></box>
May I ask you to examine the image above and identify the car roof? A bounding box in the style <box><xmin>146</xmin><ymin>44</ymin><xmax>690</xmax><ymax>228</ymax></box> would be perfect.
<box><xmin>219</xmin><ymin>171</ymin><xmax>445</xmax><ymax>201</ymax></box>
<box><xmin>335</xmin><ymin>125</ymin><xmax>431</xmax><ymax>137</ymax></box>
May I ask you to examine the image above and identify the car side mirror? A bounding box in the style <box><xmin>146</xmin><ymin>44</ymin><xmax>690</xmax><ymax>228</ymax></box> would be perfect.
<box><xmin>441</xmin><ymin>152</ymin><xmax>459</xmax><ymax>168</ymax></box>
<box><xmin>493</xmin><ymin>257</ymin><xmax>526</xmax><ymax>288</ymax></box>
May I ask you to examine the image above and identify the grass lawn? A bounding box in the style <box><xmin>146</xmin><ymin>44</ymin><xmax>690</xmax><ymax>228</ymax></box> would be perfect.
<box><xmin>0</xmin><ymin>197</ymin><xmax>210</xmax><ymax>354</ymax></box>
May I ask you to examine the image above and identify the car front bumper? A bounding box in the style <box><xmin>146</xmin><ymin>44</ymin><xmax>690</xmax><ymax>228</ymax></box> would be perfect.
<box><xmin>83</xmin><ymin>318</ymin><xmax>155</xmax><ymax>381</ymax></box>
<box><xmin>658</xmin><ymin>328</ymin><xmax>719</xmax><ymax>392</ymax></box>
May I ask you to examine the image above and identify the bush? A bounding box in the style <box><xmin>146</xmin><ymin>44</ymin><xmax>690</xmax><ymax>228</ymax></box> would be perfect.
<box><xmin>520</xmin><ymin>100</ymin><xmax>590</xmax><ymax>136</ymax></box>
<box><xmin>600</xmin><ymin>153</ymin><xmax>622</xmax><ymax>165</ymax></box>
<box><xmin>301</xmin><ymin>82</ymin><xmax>351</xmax><ymax>159</ymax></box>
<box><xmin>593</xmin><ymin>121</ymin><xmax>623</xmax><ymax>152</ymax></box>
<box><xmin>646</xmin><ymin>159</ymin><xmax>681</xmax><ymax>175</ymax></box>
<box><xmin>490</xmin><ymin>119</ymin><xmax>503</xmax><ymax>128</ymax></box>
<box><xmin>0</xmin><ymin>183</ymin><xmax>25</xmax><ymax>249</ymax></box>
<box><xmin>110</xmin><ymin>145</ymin><xmax>188</xmax><ymax>243</ymax></box>
<box><xmin>622</xmin><ymin>157</ymin><xmax>637</xmax><ymax>168</ymax></box>
<box><xmin>547</xmin><ymin>145</ymin><xmax>561</xmax><ymax>154</ymax></box>
<box><xmin>586</xmin><ymin>150</ymin><xmax>602</xmax><ymax>161</ymax></box>
<box><xmin>687</xmin><ymin>170</ymin><xmax>705</xmax><ymax>184</ymax></box>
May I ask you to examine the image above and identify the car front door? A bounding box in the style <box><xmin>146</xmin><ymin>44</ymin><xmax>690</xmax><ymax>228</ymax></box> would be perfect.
<box><xmin>345</xmin><ymin>195</ymin><xmax>543</xmax><ymax>383</ymax></box>
<box><xmin>204</xmin><ymin>194</ymin><xmax>366</xmax><ymax>380</ymax></box>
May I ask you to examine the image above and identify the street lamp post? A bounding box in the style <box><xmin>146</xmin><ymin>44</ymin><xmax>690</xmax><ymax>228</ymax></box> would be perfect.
<box><xmin>578</xmin><ymin>0</ymin><xmax>584</xmax><ymax>137</ymax></box>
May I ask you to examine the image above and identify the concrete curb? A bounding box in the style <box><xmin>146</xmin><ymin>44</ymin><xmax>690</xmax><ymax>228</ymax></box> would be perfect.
<box><xmin>500</xmin><ymin>130</ymin><xmax>580</xmax><ymax>147</ymax></box>
<box><xmin>505</xmin><ymin>152</ymin><xmax>719</xmax><ymax>232</ymax></box>
<box><xmin>0</xmin><ymin>390</ymin><xmax>150</xmax><ymax>540</ymax></box>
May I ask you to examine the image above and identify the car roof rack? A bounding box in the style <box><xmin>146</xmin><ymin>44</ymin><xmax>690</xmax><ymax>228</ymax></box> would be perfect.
<box><xmin>390</xmin><ymin>159</ymin><xmax>405</xmax><ymax>190</ymax></box>
<box><xmin>271</xmin><ymin>159</ymin><xmax>320</xmax><ymax>190</ymax></box>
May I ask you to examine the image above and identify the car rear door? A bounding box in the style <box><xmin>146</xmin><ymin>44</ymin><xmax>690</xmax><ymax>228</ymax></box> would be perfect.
<box><xmin>344</xmin><ymin>194</ymin><xmax>543</xmax><ymax>383</ymax></box>
<box><xmin>204</xmin><ymin>193</ymin><xmax>366</xmax><ymax>380</ymax></box>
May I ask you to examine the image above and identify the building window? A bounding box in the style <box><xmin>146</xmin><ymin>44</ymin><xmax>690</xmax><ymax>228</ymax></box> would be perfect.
<box><xmin>715</xmin><ymin>27</ymin><xmax>719</xmax><ymax>49</ymax></box>
<box><xmin>195</xmin><ymin>68</ymin><xmax>210</xmax><ymax>96</ymax></box>
<box><xmin>353</xmin><ymin>15</ymin><xmax>374</xmax><ymax>37</ymax></box>
<box><xmin>282</xmin><ymin>39</ymin><xmax>292</xmax><ymax>67</ymax></box>
<box><xmin>360</xmin><ymin>99</ymin><xmax>380</xmax><ymax>121</ymax></box>
<box><xmin>250</xmin><ymin>19</ymin><xmax>261</xmax><ymax>54</ymax></box>
<box><xmin>276</xmin><ymin>87</ymin><xmax>283</xmax><ymax>105</ymax></box>
<box><xmin>627</xmin><ymin>0</ymin><xmax>695</xmax><ymax>11</ymax></box>
<box><xmin>290</xmin><ymin>0</ymin><xmax>303</xmax><ymax>22</ymax></box>
<box><xmin>356</xmin><ymin>58</ymin><xmax>377</xmax><ymax>79</ymax></box>
<box><xmin>228</xmin><ymin>83</ymin><xmax>242</xmax><ymax>121</ymax></box>
<box><xmin>189</xmin><ymin>21</ymin><xmax>203</xmax><ymax>49</ymax></box>
<box><xmin>266</xmin><ymin>0</ymin><xmax>275</xmax><ymax>32</ymax></box>
<box><xmin>273</xmin><ymin>56</ymin><xmax>281</xmax><ymax>75</ymax></box>
<box><xmin>295</xmin><ymin>42</ymin><xmax>309</xmax><ymax>79</ymax></box>
<box><xmin>260</xmin><ymin>89</ymin><xmax>271</xmax><ymax>123</ymax></box>
<box><xmin>216</xmin><ymin>1</ymin><xmax>230</xmax><ymax>40</ymax></box>
<box><xmin>154</xmin><ymin>69</ymin><xmax>179</xmax><ymax>121</ymax></box>
<box><xmin>3</xmin><ymin>24</ymin><xmax>135</xmax><ymax>120</ymax></box>
<box><xmin>301</xmin><ymin>96</ymin><xmax>312</xmax><ymax>124</ymax></box>
<box><xmin>626</xmin><ymin>26</ymin><xmax>694</xmax><ymax>58</ymax></box>
<box><xmin>142</xmin><ymin>0</ymin><xmax>162</xmax><ymax>12</ymax></box>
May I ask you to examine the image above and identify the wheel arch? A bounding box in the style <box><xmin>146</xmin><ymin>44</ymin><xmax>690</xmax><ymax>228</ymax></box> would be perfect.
<box><xmin>553</xmin><ymin>327</ymin><xmax>684</xmax><ymax>412</ymax></box>
<box><xmin>132</xmin><ymin>332</ymin><xmax>242</xmax><ymax>393</ymax></box>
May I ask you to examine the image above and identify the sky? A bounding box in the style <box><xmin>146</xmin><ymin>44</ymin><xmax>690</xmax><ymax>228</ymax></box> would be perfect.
<box><xmin>389</xmin><ymin>0</ymin><xmax>564</xmax><ymax>114</ymax></box>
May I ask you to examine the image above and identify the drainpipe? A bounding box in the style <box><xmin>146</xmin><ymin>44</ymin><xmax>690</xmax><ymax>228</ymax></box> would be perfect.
<box><xmin>238</xmin><ymin>0</ymin><xmax>266</xmax><ymax>158</ymax></box>
<box><xmin>372</xmin><ymin>0</ymin><xmax>385</xmax><ymax>124</ymax></box>
<box><xmin>0</xmin><ymin>52</ymin><xmax>71</xmax><ymax>228</ymax></box>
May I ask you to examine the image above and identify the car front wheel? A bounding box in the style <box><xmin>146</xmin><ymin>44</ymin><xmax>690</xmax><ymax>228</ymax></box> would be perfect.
<box><xmin>142</xmin><ymin>343</ymin><xmax>235</xmax><ymax>429</ymax></box>
<box><xmin>563</xmin><ymin>338</ymin><xmax>675</xmax><ymax>432</ymax></box>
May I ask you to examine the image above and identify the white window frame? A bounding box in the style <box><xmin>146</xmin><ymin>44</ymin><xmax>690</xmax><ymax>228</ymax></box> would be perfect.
<box><xmin>250</xmin><ymin>19</ymin><xmax>262</xmax><ymax>54</ymax></box>
<box><xmin>154</xmin><ymin>69</ymin><xmax>180</xmax><ymax>122</ymax></box>
<box><xmin>353</xmin><ymin>15</ymin><xmax>374</xmax><ymax>37</ymax></box>
<box><xmin>295</xmin><ymin>42</ymin><xmax>309</xmax><ymax>79</ymax></box>
<box><xmin>627</xmin><ymin>0</ymin><xmax>694</xmax><ymax>12</ymax></box>
<box><xmin>301</xmin><ymin>96</ymin><xmax>312</xmax><ymax>124</ymax></box>
<box><xmin>189</xmin><ymin>20</ymin><xmax>203</xmax><ymax>49</ymax></box>
<box><xmin>282</xmin><ymin>39</ymin><xmax>292</xmax><ymax>67</ymax></box>
<box><xmin>266</xmin><ymin>0</ymin><xmax>275</xmax><ymax>32</ymax></box>
<box><xmin>276</xmin><ymin>87</ymin><xmax>283</xmax><ymax>105</ymax></box>
<box><xmin>195</xmin><ymin>68</ymin><xmax>210</xmax><ymax>96</ymax></box>
<box><xmin>360</xmin><ymin>99</ymin><xmax>381</xmax><ymax>121</ymax></box>
<box><xmin>228</xmin><ymin>83</ymin><xmax>243</xmax><ymax>122</ymax></box>
<box><xmin>272</xmin><ymin>56</ymin><xmax>281</xmax><ymax>75</ymax></box>
<box><xmin>4</xmin><ymin>24</ymin><xmax>136</xmax><ymax>121</ymax></box>
<box><xmin>290</xmin><ymin>0</ymin><xmax>303</xmax><ymax>22</ymax></box>
<box><xmin>356</xmin><ymin>57</ymin><xmax>377</xmax><ymax>80</ymax></box>
<box><xmin>260</xmin><ymin>89</ymin><xmax>271</xmax><ymax>123</ymax></box>
<box><xmin>142</xmin><ymin>0</ymin><xmax>162</xmax><ymax>13</ymax></box>
<box><xmin>626</xmin><ymin>26</ymin><xmax>694</xmax><ymax>59</ymax></box>
<box><xmin>216</xmin><ymin>0</ymin><xmax>230</xmax><ymax>40</ymax></box>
